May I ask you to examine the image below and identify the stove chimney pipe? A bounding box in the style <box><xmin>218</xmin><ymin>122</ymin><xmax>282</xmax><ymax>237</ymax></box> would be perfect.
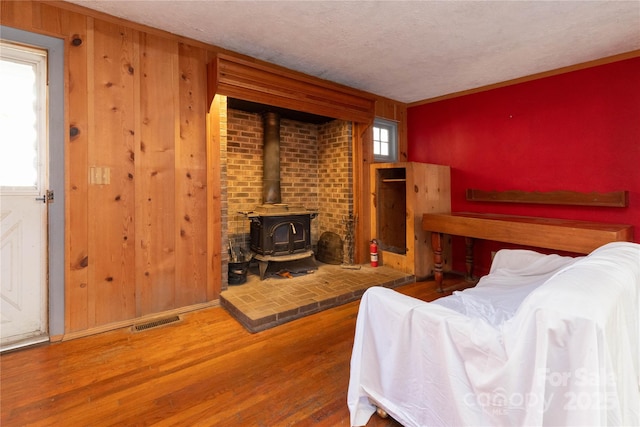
<box><xmin>262</xmin><ymin>111</ymin><xmax>281</xmax><ymax>204</ymax></box>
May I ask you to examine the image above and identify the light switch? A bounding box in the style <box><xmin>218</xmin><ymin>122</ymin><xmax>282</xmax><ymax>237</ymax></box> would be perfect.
<box><xmin>90</xmin><ymin>166</ymin><xmax>111</xmax><ymax>185</ymax></box>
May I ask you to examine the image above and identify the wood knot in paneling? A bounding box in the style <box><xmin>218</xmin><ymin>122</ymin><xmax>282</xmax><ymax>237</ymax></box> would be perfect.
<box><xmin>79</xmin><ymin>256</ymin><xmax>89</xmax><ymax>268</ymax></box>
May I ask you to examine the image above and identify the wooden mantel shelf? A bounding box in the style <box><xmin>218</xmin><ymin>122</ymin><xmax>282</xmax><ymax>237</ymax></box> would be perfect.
<box><xmin>422</xmin><ymin>212</ymin><xmax>634</xmax><ymax>291</ymax></box>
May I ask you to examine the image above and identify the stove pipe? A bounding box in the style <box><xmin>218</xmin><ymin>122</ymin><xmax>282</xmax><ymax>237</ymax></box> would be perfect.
<box><xmin>262</xmin><ymin>111</ymin><xmax>281</xmax><ymax>204</ymax></box>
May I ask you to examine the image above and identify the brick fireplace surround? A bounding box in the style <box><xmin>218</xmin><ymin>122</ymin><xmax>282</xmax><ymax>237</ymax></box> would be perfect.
<box><xmin>223</xmin><ymin>103</ymin><xmax>352</xmax><ymax>250</ymax></box>
<box><xmin>217</xmin><ymin>96</ymin><xmax>414</xmax><ymax>330</ymax></box>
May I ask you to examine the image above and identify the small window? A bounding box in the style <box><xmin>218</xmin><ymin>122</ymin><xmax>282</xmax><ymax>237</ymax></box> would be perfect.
<box><xmin>373</xmin><ymin>118</ymin><xmax>397</xmax><ymax>162</ymax></box>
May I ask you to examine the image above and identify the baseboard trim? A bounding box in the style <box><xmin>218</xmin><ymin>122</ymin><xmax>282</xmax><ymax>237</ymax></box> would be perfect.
<box><xmin>61</xmin><ymin>300</ymin><xmax>220</xmax><ymax>342</ymax></box>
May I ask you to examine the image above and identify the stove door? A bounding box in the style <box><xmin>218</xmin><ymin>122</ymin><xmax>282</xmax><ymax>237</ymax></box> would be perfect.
<box><xmin>271</xmin><ymin>218</ymin><xmax>309</xmax><ymax>255</ymax></box>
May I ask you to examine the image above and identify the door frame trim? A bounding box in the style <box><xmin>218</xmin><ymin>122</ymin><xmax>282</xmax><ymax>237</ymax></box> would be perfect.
<box><xmin>2</xmin><ymin>26</ymin><xmax>65</xmax><ymax>339</ymax></box>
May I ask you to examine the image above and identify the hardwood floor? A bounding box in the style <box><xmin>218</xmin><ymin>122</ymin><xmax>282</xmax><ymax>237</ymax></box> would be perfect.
<box><xmin>1</xmin><ymin>277</ymin><xmax>466</xmax><ymax>426</ymax></box>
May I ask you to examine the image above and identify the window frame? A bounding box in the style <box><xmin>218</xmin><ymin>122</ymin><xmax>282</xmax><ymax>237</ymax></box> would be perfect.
<box><xmin>373</xmin><ymin>117</ymin><xmax>398</xmax><ymax>163</ymax></box>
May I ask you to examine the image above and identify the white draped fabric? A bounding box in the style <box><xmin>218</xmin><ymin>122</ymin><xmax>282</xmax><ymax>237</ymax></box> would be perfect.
<box><xmin>348</xmin><ymin>242</ymin><xmax>640</xmax><ymax>426</ymax></box>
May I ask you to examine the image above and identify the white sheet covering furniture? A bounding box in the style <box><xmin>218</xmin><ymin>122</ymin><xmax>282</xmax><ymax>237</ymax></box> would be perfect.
<box><xmin>348</xmin><ymin>242</ymin><xmax>640</xmax><ymax>426</ymax></box>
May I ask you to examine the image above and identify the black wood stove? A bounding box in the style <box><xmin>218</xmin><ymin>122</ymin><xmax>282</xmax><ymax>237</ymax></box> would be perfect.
<box><xmin>248</xmin><ymin>206</ymin><xmax>318</xmax><ymax>279</ymax></box>
<box><xmin>250</xmin><ymin>212</ymin><xmax>314</xmax><ymax>256</ymax></box>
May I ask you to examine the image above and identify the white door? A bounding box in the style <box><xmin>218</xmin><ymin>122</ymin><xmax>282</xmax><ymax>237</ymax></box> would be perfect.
<box><xmin>0</xmin><ymin>41</ymin><xmax>49</xmax><ymax>351</ymax></box>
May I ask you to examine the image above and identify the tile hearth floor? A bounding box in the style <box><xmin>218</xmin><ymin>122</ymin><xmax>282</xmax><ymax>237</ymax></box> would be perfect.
<box><xmin>220</xmin><ymin>262</ymin><xmax>415</xmax><ymax>333</ymax></box>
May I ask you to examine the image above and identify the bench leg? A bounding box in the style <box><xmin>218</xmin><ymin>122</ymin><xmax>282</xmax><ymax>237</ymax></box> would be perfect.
<box><xmin>431</xmin><ymin>232</ymin><xmax>444</xmax><ymax>292</ymax></box>
<box><xmin>465</xmin><ymin>237</ymin><xmax>475</xmax><ymax>282</ymax></box>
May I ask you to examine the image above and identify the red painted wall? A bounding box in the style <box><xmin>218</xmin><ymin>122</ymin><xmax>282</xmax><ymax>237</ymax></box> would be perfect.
<box><xmin>408</xmin><ymin>57</ymin><xmax>640</xmax><ymax>275</ymax></box>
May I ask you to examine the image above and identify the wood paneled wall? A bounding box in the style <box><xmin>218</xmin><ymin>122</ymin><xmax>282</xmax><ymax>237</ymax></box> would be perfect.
<box><xmin>2</xmin><ymin>1</ymin><xmax>217</xmax><ymax>335</ymax></box>
<box><xmin>352</xmin><ymin>97</ymin><xmax>408</xmax><ymax>261</ymax></box>
<box><xmin>1</xmin><ymin>0</ymin><xmax>408</xmax><ymax>336</ymax></box>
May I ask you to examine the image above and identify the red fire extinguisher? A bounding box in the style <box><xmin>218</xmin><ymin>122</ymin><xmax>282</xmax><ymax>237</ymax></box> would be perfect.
<box><xmin>370</xmin><ymin>239</ymin><xmax>378</xmax><ymax>267</ymax></box>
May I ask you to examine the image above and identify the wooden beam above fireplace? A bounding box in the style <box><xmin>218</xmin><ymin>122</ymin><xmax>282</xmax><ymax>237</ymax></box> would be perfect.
<box><xmin>207</xmin><ymin>53</ymin><xmax>375</xmax><ymax>123</ymax></box>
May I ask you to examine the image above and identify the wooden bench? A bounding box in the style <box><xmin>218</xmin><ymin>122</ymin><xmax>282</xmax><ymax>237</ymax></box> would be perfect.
<box><xmin>422</xmin><ymin>212</ymin><xmax>633</xmax><ymax>292</ymax></box>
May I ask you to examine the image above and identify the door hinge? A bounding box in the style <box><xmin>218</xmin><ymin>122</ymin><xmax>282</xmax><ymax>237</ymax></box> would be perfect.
<box><xmin>35</xmin><ymin>190</ymin><xmax>54</xmax><ymax>204</ymax></box>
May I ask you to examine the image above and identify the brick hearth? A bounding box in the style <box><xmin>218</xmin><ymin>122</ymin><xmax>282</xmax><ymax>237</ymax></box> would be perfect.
<box><xmin>221</xmin><ymin>262</ymin><xmax>414</xmax><ymax>332</ymax></box>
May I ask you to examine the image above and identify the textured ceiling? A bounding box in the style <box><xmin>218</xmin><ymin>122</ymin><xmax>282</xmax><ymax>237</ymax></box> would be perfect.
<box><xmin>65</xmin><ymin>0</ymin><xmax>640</xmax><ymax>103</ymax></box>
